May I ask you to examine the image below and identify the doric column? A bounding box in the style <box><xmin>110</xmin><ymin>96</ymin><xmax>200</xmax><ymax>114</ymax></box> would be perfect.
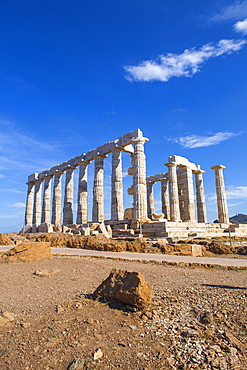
<box><xmin>165</xmin><ymin>162</ymin><xmax>180</xmax><ymax>222</ymax></box>
<box><xmin>111</xmin><ymin>147</ymin><xmax>124</xmax><ymax>221</ymax></box>
<box><xmin>51</xmin><ymin>170</ymin><xmax>63</xmax><ymax>225</ymax></box>
<box><xmin>178</xmin><ymin>166</ymin><xmax>195</xmax><ymax>222</ymax></box>
<box><xmin>132</xmin><ymin>137</ymin><xmax>149</xmax><ymax>219</ymax></box>
<box><xmin>161</xmin><ymin>179</ymin><xmax>170</xmax><ymax>220</ymax></box>
<box><xmin>92</xmin><ymin>154</ymin><xmax>107</xmax><ymax>222</ymax></box>
<box><xmin>147</xmin><ymin>182</ymin><xmax>155</xmax><ymax>219</ymax></box>
<box><xmin>63</xmin><ymin>166</ymin><xmax>76</xmax><ymax>225</ymax></box>
<box><xmin>25</xmin><ymin>181</ymin><xmax>35</xmax><ymax>225</ymax></box>
<box><xmin>194</xmin><ymin>169</ymin><xmax>207</xmax><ymax>223</ymax></box>
<box><xmin>211</xmin><ymin>165</ymin><xmax>229</xmax><ymax>223</ymax></box>
<box><xmin>41</xmin><ymin>175</ymin><xmax>53</xmax><ymax>223</ymax></box>
<box><xmin>76</xmin><ymin>160</ymin><xmax>90</xmax><ymax>224</ymax></box>
<box><xmin>32</xmin><ymin>179</ymin><xmax>43</xmax><ymax>225</ymax></box>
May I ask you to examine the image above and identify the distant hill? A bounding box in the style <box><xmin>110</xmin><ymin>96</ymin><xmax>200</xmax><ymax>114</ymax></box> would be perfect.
<box><xmin>229</xmin><ymin>214</ymin><xmax>247</xmax><ymax>224</ymax></box>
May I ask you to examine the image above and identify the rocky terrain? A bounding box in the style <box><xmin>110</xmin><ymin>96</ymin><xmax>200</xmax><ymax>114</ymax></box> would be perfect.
<box><xmin>0</xmin><ymin>255</ymin><xmax>246</xmax><ymax>369</ymax></box>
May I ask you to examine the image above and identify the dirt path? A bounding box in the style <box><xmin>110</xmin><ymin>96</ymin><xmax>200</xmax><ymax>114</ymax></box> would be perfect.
<box><xmin>0</xmin><ymin>256</ymin><xmax>247</xmax><ymax>369</ymax></box>
<box><xmin>1</xmin><ymin>246</ymin><xmax>247</xmax><ymax>267</ymax></box>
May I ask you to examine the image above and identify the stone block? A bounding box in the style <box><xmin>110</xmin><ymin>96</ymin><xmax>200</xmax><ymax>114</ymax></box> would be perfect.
<box><xmin>21</xmin><ymin>224</ymin><xmax>32</xmax><ymax>234</ymax></box>
<box><xmin>93</xmin><ymin>269</ymin><xmax>152</xmax><ymax>309</ymax></box>
<box><xmin>124</xmin><ymin>208</ymin><xmax>133</xmax><ymax>220</ymax></box>
<box><xmin>31</xmin><ymin>224</ymin><xmax>39</xmax><ymax>233</ymax></box>
<box><xmin>105</xmin><ymin>224</ymin><xmax>112</xmax><ymax>237</ymax></box>
<box><xmin>38</xmin><ymin>223</ymin><xmax>54</xmax><ymax>233</ymax></box>
<box><xmin>98</xmin><ymin>222</ymin><xmax>110</xmax><ymax>238</ymax></box>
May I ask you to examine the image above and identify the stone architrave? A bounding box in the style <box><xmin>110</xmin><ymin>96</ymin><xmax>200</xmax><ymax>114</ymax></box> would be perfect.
<box><xmin>211</xmin><ymin>165</ymin><xmax>229</xmax><ymax>223</ymax></box>
<box><xmin>77</xmin><ymin>160</ymin><xmax>90</xmax><ymax>224</ymax></box>
<box><xmin>147</xmin><ymin>182</ymin><xmax>155</xmax><ymax>219</ymax></box>
<box><xmin>92</xmin><ymin>154</ymin><xmax>107</xmax><ymax>222</ymax></box>
<box><xmin>32</xmin><ymin>180</ymin><xmax>43</xmax><ymax>225</ymax></box>
<box><xmin>194</xmin><ymin>169</ymin><xmax>207</xmax><ymax>223</ymax></box>
<box><xmin>24</xmin><ymin>181</ymin><xmax>35</xmax><ymax>225</ymax></box>
<box><xmin>63</xmin><ymin>166</ymin><xmax>76</xmax><ymax>225</ymax></box>
<box><xmin>165</xmin><ymin>162</ymin><xmax>180</xmax><ymax>222</ymax></box>
<box><xmin>132</xmin><ymin>137</ymin><xmax>149</xmax><ymax>220</ymax></box>
<box><xmin>41</xmin><ymin>175</ymin><xmax>53</xmax><ymax>224</ymax></box>
<box><xmin>51</xmin><ymin>170</ymin><xmax>64</xmax><ymax>225</ymax></box>
<box><xmin>111</xmin><ymin>147</ymin><xmax>124</xmax><ymax>221</ymax></box>
<box><xmin>178</xmin><ymin>166</ymin><xmax>195</xmax><ymax>222</ymax></box>
<box><xmin>161</xmin><ymin>179</ymin><xmax>170</xmax><ymax>220</ymax></box>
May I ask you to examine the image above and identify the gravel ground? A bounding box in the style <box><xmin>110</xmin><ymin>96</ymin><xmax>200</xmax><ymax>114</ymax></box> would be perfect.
<box><xmin>0</xmin><ymin>256</ymin><xmax>247</xmax><ymax>370</ymax></box>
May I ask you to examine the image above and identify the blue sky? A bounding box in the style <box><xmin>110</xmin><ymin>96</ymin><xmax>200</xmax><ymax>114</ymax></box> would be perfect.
<box><xmin>1</xmin><ymin>0</ymin><xmax>247</xmax><ymax>232</ymax></box>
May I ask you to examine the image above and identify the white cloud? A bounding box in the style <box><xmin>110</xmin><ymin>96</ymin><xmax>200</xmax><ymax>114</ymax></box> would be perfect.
<box><xmin>167</xmin><ymin>132</ymin><xmax>240</xmax><ymax>148</ymax></box>
<box><xmin>211</xmin><ymin>1</ymin><xmax>247</xmax><ymax>22</ymax></box>
<box><xmin>0</xmin><ymin>214</ymin><xmax>19</xmax><ymax>219</ymax></box>
<box><xmin>124</xmin><ymin>39</ymin><xmax>246</xmax><ymax>82</ymax></box>
<box><xmin>0</xmin><ymin>174</ymin><xmax>4</xmax><ymax>178</ymax></box>
<box><xmin>234</xmin><ymin>17</ymin><xmax>247</xmax><ymax>34</ymax></box>
<box><xmin>10</xmin><ymin>202</ymin><xmax>26</xmax><ymax>208</ymax></box>
<box><xmin>226</xmin><ymin>185</ymin><xmax>247</xmax><ymax>199</ymax></box>
<box><xmin>228</xmin><ymin>201</ymin><xmax>245</xmax><ymax>208</ymax></box>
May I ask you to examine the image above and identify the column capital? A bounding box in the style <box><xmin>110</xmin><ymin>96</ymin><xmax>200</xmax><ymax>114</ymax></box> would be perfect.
<box><xmin>193</xmin><ymin>169</ymin><xmax>205</xmax><ymax>175</ymax></box>
<box><xmin>211</xmin><ymin>164</ymin><xmax>226</xmax><ymax>171</ymax></box>
<box><xmin>26</xmin><ymin>180</ymin><xmax>36</xmax><ymax>186</ymax></box>
<box><xmin>132</xmin><ymin>137</ymin><xmax>149</xmax><ymax>145</ymax></box>
<box><xmin>111</xmin><ymin>145</ymin><xmax>124</xmax><ymax>153</ymax></box>
<box><xmin>94</xmin><ymin>153</ymin><xmax>108</xmax><ymax>160</ymax></box>
<box><xmin>78</xmin><ymin>159</ymin><xmax>91</xmax><ymax>166</ymax></box>
<box><xmin>165</xmin><ymin>162</ymin><xmax>177</xmax><ymax>168</ymax></box>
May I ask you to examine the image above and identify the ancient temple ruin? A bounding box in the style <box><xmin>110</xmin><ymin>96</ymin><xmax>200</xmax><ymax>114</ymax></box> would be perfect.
<box><xmin>23</xmin><ymin>128</ymin><xmax>245</xmax><ymax>238</ymax></box>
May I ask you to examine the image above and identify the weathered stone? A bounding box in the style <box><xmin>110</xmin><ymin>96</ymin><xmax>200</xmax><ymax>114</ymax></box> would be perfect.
<box><xmin>93</xmin><ymin>269</ymin><xmax>152</xmax><ymax>309</ymax></box>
<box><xmin>98</xmin><ymin>223</ymin><xmax>110</xmax><ymax>238</ymax></box>
<box><xmin>93</xmin><ymin>348</ymin><xmax>103</xmax><ymax>360</ymax></box>
<box><xmin>124</xmin><ymin>208</ymin><xmax>133</xmax><ymax>219</ymax></box>
<box><xmin>68</xmin><ymin>359</ymin><xmax>85</xmax><ymax>370</ymax></box>
<box><xmin>38</xmin><ymin>222</ymin><xmax>53</xmax><ymax>233</ymax></box>
<box><xmin>0</xmin><ymin>242</ymin><xmax>51</xmax><ymax>263</ymax></box>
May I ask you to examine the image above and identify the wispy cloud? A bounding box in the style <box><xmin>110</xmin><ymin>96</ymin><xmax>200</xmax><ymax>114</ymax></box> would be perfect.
<box><xmin>9</xmin><ymin>202</ymin><xmax>26</xmax><ymax>208</ymax></box>
<box><xmin>166</xmin><ymin>132</ymin><xmax>240</xmax><ymax>148</ymax></box>
<box><xmin>234</xmin><ymin>17</ymin><xmax>247</xmax><ymax>34</ymax></box>
<box><xmin>0</xmin><ymin>214</ymin><xmax>19</xmax><ymax>219</ymax></box>
<box><xmin>210</xmin><ymin>1</ymin><xmax>247</xmax><ymax>22</ymax></box>
<box><xmin>124</xmin><ymin>39</ymin><xmax>246</xmax><ymax>82</ymax></box>
<box><xmin>226</xmin><ymin>185</ymin><xmax>247</xmax><ymax>199</ymax></box>
<box><xmin>228</xmin><ymin>201</ymin><xmax>245</xmax><ymax>208</ymax></box>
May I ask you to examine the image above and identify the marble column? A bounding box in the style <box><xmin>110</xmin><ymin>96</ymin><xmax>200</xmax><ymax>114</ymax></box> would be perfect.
<box><xmin>63</xmin><ymin>166</ymin><xmax>76</xmax><ymax>225</ymax></box>
<box><xmin>165</xmin><ymin>162</ymin><xmax>180</xmax><ymax>222</ymax></box>
<box><xmin>41</xmin><ymin>175</ymin><xmax>53</xmax><ymax>223</ymax></box>
<box><xmin>51</xmin><ymin>170</ymin><xmax>63</xmax><ymax>225</ymax></box>
<box><xmin>194</xmin><ymin>170</ymin><xmax>207</xmax><ymax>223</ymax></box>
<box><xmin>76</xmin><ymin>161</ymin><xmax>90</xmax><ymax>224</ymax></box>
<box><xmin>178</xmin><ymin>166</ymin><xmax>195</xmax><ymax>222</ymax></box>
<box><xmin>111</xmin><ymin>147</ymin><xmax>124</xmax><ymax>221</ymax></box>
<box><xmin>211</xmin><ymin>165</ymin><xmax>229</xmax><ymax>223</ymax></box>
<box><xmin>161</xmin><ymin>179</ymin><xmax>170</xmax><ymax>220</ymax></box>
<box><xmin>32</xmin><ymin>180</ymin><xmax>43</xmax><ymax>225</ymax></box>
<box><xmin>25</xmin><ymin>181</ymin><xmax>35</xmax><ymax>225</ymax></box>
<box><xmin>147</xmin><ymin>182</ymin><xmax>155</xmax><ymax>219</ymax></box>
<box><xmin>92</xmin><ymin>154</ymin><xmax>107</xmax><ymax>222</ymax></box>
<box><xmin>132</xmin><ymin>137</ymin><xmax>149</xmax><ymax>220</ymax></box>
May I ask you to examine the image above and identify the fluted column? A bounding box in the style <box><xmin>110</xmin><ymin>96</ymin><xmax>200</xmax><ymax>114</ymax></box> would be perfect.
<box><xmin>132</xmin><ymin>137</ymin><xmax>149</xmax><ymax>219</ymax></box>
<box><xmin>32</xmin><ymin>180</ymin><xmax>43</xmax><ymax>225</ymax></box>
<box><xmin>25</xmin><ymin>181</ymin><xmax>35</xmax><ymax>225</ymax></box>
<box><xmin>41</xmin><ymin>175</ymin><xmax>53</xmax><ymax>223</ymax></box>
<box><xmin>194</xmin><ymin>170</ymin><xmax>207</xmax><ymax>223</ymax></box>
<box><xmin>92</xmin><ymin>154</ymin><xmax>107</xmax><ymax>222</ymax></box>
<box><xmin>165</xmin><ymin>162</ymin><xmax>180</xmax><ymax>222</ymax></box>
<box><xmin>51</xmin><ymin>170</ymin><xmax>63</xmax><ymax>225</ymax></box>
<box><xmin>211</xmin><ymin>165</ymin><xmax>229</xmax><ymax>223</ymax></box>
<box><xmin>178</xmin><ymin>166</ymin><xmax>195</xmax><ymax>221</ymax></box>
<box><xmin>161</xmin><ymin>179</ymin><xmax>170</xmax><ymax>220</ymax></box>
<box><xmin>76</xmin><ymin>160</ymin><xmax>90</xmax><ymax>224</ymax></box>
<box><xmin>147</xmin><ymin>182</ymin><xmax>155</xmax><ymax>219</ymax></box>
<box><xmin>63</xmin><ymin>166</ymin><xmax>76</xmax><ymax>225</ymax></box>
<box><xmin>111</xmin><ymin>147</ymin><xmax>124</xmax><ymax>221</ymax></box>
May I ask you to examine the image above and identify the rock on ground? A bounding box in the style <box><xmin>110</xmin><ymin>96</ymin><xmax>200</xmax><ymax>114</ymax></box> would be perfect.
<box><xmin>93</xmin><ymin>268</ymin><xmax>152</xmax><ymax>308</ymax></box>
<box><xmin>0</xmin><ymin>242</ymin><xmax>52</xmax><ymax>263</ymax></box>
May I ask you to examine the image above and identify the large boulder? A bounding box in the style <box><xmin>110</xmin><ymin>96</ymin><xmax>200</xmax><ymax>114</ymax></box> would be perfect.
<box><xmin>93</xmin><ymin>269</ymin><xmax>152</xmax><ymax>309</ymax></box>
<box><xmin>0</xmin><ymin>242</ymin><xmax>52</xmax><ymax>263</ymax></box>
